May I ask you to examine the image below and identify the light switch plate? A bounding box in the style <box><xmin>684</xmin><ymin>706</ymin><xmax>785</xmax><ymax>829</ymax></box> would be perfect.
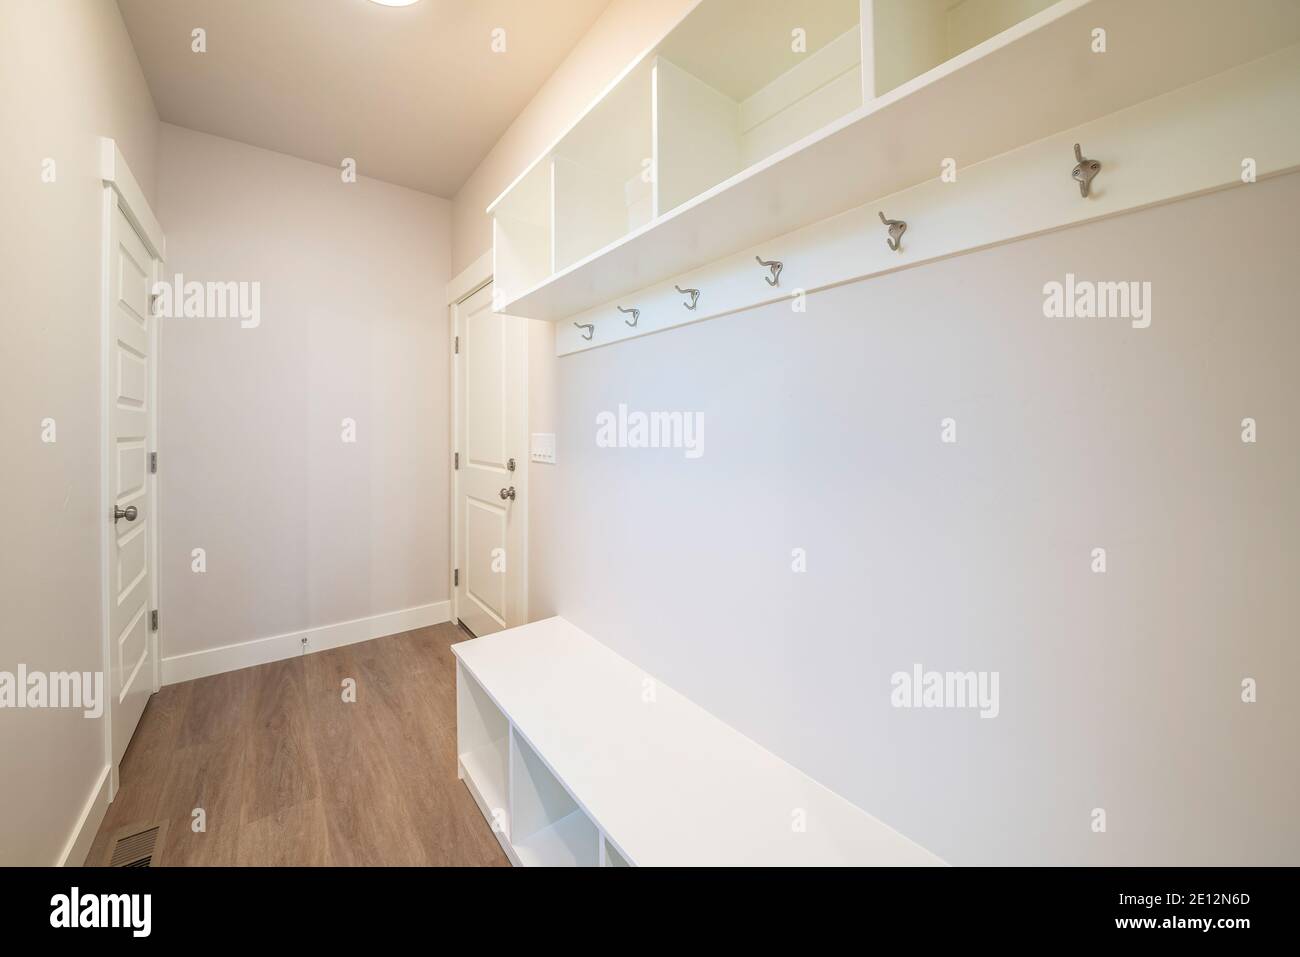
<box><xmin>531</xmin><ymin>433</ymin><xmax>556</xmax><ymax>465</ymax></box>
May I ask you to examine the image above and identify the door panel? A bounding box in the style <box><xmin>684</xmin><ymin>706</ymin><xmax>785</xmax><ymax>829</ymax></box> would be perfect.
<box><xmin>115</xmin><ymin>440</ymin><xmax>147</xmax><ymax>498</ymax></box>
<box><xmin>108</xmin><ymin>201</ymin><xmax>156</xmax><ymax>766</ymax></box>
<box><xmin>466</xmin><ymin>498</ymin><xmax>508</xmax><ymax>629</ymax></box>
<box><xmin>454</xmin><ymin>282</ymin><xmax>527</xmax><ymax>638</ymax></box>
<box><xmin>115</xmin><ymin>523</ymin><xmax>147</xmax><ymax>600</ymax></box>
<box><xmin>467</xmin><ymin>305</ymin><xmax>507</xmax><ymax>466</ymax></box>
<box><xmin>118</xmin><ymin>605</ymin><xmax>149</xmax><ymax>695</ymax></box>
<box><xmin>117</xmin><ymin>244</ymin><xmax>150</xmax><ymax>325</ymax></box>
<box><xmin>116</xmin><ymin>349</ymin><xmax>148</xmax><ymax>409</ymax></box>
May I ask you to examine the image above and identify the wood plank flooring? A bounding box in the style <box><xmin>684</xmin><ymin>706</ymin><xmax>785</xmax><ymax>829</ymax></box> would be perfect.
<box><xmin>85</xmin><ymin>623</ymin><xmax>508</xmax><ymax>867</ymax></box>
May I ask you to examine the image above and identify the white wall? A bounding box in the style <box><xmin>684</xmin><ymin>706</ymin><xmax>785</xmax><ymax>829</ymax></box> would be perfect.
<box><xmin>0</xmin><ymin>0</ymin><xmax>159</xmax><ymax>865</ymax></box>
<box><xmin>539</xmin><ymin>173</ymin><xmax>1300</xmax><ymax>865</ymax></box>
<box><xmin>155</xmin><ymin>124</ymin><xmax>452</xmax><ymax>668</ymax></box>
<box><xmin>526</xmin><ymin>321</ymin><xmax>560</xmax><ymax>619</ymax></box>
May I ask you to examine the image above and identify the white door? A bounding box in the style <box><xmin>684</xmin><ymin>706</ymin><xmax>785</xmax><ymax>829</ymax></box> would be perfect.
<box><xmin>107</xmin><ymin>201</ymin><xmax>157</xmax><ymax>768</ymax></box>
<box><xmin>453</xmin><ymin>283</ymin><xmax>527</xmax><ymax>637</ymax></box>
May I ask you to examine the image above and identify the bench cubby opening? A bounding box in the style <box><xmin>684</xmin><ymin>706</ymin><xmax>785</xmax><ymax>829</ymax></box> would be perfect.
<box><xmin>601</xmin><ymin>835</ymin><xmax>632</xmax><ymax>867</ymax></box>
<box><xmin>509</xmin><ymin>729</ymin><xmax>600</xmax><ymax>867</ymax></box>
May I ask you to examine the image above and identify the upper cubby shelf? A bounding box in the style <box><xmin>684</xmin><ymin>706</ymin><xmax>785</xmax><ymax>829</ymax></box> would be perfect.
<box><xmin>488</xmin><ymin>0</ymin><xmax>1300</xmax><ymax>321</ymax></box>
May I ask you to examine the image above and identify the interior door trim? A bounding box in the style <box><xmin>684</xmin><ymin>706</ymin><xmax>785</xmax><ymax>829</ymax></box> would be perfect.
<box><xmin>99</xmin><ymin>138</ymin><xmax>165</xmax><ymax>802</ymax></box>
<box><xmin>450</xmin><ymin>271</ymin><xmax>529</xmax><ymax>634</ymax></box>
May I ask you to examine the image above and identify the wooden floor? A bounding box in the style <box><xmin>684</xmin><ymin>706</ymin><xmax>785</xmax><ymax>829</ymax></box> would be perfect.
<box><xmin>86</xmin><ymin>623</ymin><xmax>508</xmax><ymax>866</ymax></box>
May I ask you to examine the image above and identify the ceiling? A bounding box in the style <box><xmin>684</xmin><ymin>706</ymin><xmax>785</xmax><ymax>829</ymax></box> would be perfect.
<box><xmin>116</xmin><ymin>0</ymin><xmax>611</xmax><ymax>198</ymax></box>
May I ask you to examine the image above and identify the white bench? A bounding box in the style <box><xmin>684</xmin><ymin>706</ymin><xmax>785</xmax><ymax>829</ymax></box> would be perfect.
<box><xmin>452</xmin><ymin>616</ymin><xmax>943</xmax><ymax>866</ymax></box>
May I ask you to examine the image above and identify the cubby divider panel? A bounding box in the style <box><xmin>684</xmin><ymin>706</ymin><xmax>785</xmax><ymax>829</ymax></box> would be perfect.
<box><xmin>456</xmin><ymin>663</ymin><xmax>511</xmax><ymax>838</ymax></box>
<box><xmin>551</xmin><ymin>60</ymin><xmax>654</xmax><ymax>271</ymax></box>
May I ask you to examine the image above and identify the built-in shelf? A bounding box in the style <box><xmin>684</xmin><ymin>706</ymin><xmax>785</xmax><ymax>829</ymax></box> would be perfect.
<box><xmin>655</xmin><ymin>1</ymin><xmax>865</xmax><ymax>217</ymax></box>
<box><xmin>489</xmin><ymin>0</ymin><xmax>1300</xmax><ymax>322</ymax></box>
<box><xmin>453</xmin><ymin>617</ymin><xmax>944</xmax><ymax>866</ymax></box>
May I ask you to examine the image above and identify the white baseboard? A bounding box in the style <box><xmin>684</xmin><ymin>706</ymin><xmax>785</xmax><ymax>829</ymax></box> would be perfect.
<box><xmin>160</xmin><ymin>601</ymin><xmax>452</xmax><ymax>685</ymax></box>
<box><xmin>58</xmin><ymin>763</ymin><xmax>111</xmax><ymax>867</ymax></box>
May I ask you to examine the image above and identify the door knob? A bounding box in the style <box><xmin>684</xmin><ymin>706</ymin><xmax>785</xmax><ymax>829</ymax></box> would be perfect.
<box><xmin>499</xmin><ymin>487</ymin><xmax>516</xmax><ymax>501</ymax></box>
<box><xmin>114</xmin><ymin>505</ymin><xmax>138</xmax><ymax>523</ymax></box>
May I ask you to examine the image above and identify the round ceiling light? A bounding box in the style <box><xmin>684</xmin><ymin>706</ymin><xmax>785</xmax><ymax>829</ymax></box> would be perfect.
<box><xmin>369</xmin><ymin>1</ymin><xmax>421</xmax><ymax>6</ymax></box>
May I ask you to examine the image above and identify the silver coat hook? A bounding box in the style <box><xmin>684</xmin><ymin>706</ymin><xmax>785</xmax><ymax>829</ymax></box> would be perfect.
<box><xmin>574</xmin><ymin>322</ymin><xmax>594</xmax><ymax>341</ymax></box>
<box><xmin>617</xmin><ymin>306</ymin><xmax>639</xmax><ymax>327</ymax></box>
<box><xmin>1072</xmin><ymin>142</ymin><xmax>1101</xmax><ymax>198</ymax></box>
<box><xmin>674</xmin><ymin>285</ymin><xmax>700</xmax><ymax>311</ymax></box>
<box><xmin>756</xmin><ymin>256</ymin><xmax>783</xmax><ymax>286</ymax></box>
<box><xmin>879</xmin><ymin>211</ymin><xmax>906</xmax><ymax>252</ymax></box>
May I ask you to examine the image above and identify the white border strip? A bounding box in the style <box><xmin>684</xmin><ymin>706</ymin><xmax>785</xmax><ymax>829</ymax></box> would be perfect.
<box><xmin>57</xmin><ymin>764</ymin><xmax>111</xmax><ymax>867</ymax></box>
<box><xmin>160</xmin><ymin>601</ymin><xmax>451</xmax><ymax>685</ymax></box>
<box><xmin>446</xmin><ymin>249</ymin><xmax>493</xmax><ymax>305</ymax></box>
<box><xmin>99</xmin><ymin>137</ymin><xmax>165</xmax><ymax>260</ymax></box>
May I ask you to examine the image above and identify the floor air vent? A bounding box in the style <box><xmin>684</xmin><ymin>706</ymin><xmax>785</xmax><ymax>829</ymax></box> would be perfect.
<box><xmin>105</xmin><ymin>822</ymin><xmax>166</xmax><ymax>867</ymax></box>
